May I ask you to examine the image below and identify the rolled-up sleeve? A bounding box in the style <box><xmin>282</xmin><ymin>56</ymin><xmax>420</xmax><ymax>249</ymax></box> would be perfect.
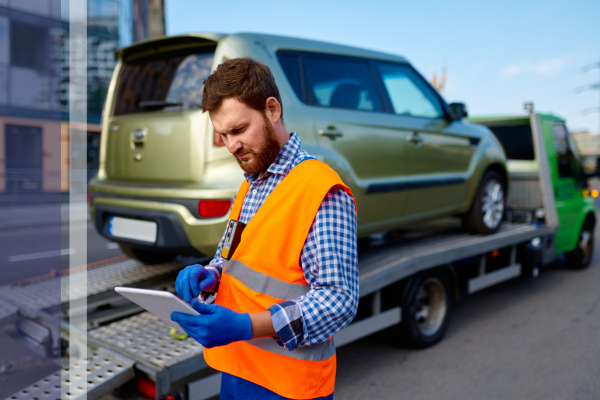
<box><xmin>269</xmin><ymin>186</ymin><xmax>358</xmax><ymax>350</ymax></box>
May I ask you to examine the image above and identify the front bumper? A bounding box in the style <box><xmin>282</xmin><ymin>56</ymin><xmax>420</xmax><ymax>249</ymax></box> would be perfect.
<box><xmin>91</xmin><ymin>196</ymin><xmax>229</xmax><ymax>257</ymax></box>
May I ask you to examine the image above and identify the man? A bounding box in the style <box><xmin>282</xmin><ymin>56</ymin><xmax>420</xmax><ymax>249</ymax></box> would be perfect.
<box><xmin>171</xmin><ymin>57</ymin><xmax>358</xmax><ymax>400</ymax></box>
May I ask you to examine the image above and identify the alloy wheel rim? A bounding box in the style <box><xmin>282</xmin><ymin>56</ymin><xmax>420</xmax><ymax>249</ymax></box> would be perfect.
<box><xmin>414</xmin><ymin>277</ymin><xmax>447</xmax><ymax>337</ymax></box>
<box><xmin>481</xmin><ymin>179</ymin><xmax>504</xmax><ymax>230</ymax></box>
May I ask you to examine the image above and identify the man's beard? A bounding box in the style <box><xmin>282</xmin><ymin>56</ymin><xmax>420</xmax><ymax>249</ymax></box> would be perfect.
<box><xmin>233</xmin><ymin>115</ymin><xmax>281</xmax><ymax>176</ymax></box>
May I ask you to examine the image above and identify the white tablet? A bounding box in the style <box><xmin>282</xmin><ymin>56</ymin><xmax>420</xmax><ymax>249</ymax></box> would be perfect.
<box><xmin>115</xmin><ymin>287</ymin><xmax>200</xmax><ymax>332</ymax></box>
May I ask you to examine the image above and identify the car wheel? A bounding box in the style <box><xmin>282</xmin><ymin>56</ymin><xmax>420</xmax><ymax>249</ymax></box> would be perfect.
<box><xmin>565</xmin><ymin>219</ymin><xmax>594</xmax><ymax>270</ymax></box>
<box><xmin>463</xmin><ymin>170</ymin><xmax>506</xmax><ymax>234</ymax></box>
<box><xmin>398</xmin><ymin>270</ymin><xmax>453</xmax><ymax>348</ymax></box>
<box><xmin>118</xmin><ymin>243</ymin><xmax>176</xmax><ymax>265</ymax></box>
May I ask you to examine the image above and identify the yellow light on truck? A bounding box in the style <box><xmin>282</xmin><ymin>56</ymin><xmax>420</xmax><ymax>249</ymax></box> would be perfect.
<box><xmin>583</xmin><ymin>189</ymin><xmax>590</xmax><ymax>197</ymax></box>
<box><xmin>592</xmin><ymin>189</ymin><xmax>599</xmax><ymax>198</ymax></box>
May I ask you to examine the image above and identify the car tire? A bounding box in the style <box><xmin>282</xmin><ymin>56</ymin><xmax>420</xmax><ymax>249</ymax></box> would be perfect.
<box><xmin>398</xmin><ymin>269</ymin><xmax>453</xmax><ymax>348</ymax></box>
<box><xmin>565</xmin><ymin>218</ymin><xmax>595</xmax><ymax>270</ymax></box>
<box><xmin>118</xmin><ymin>243</ymin><xmax>176</xmax><ymax>265</ymax></box>
<box><xmin>463</xmin><ymin>170</ymin><xmax>506</xmax><ymax>234</ymax></box>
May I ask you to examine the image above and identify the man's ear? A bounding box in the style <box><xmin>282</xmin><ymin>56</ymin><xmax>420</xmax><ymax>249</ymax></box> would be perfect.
<box><xmin>264</xmin><ymin>97</ymin><xmax>282</xmax><ymax>123</ymax></box>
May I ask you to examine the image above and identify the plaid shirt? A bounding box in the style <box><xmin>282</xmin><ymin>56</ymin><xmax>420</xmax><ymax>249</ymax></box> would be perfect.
<box><xmin>206</xmin><ymin>132</ymin><xmax>358</xmax><ymax>350</ymax></box>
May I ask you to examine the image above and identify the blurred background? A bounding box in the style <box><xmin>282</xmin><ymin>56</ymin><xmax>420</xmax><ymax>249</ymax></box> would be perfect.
<box><xmin>0</xmin><ymin>0</ymin><xmax>599</xmax><ymax>399</ymax></box>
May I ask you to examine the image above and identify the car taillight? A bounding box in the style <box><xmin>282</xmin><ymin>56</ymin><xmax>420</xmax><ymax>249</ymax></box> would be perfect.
<box><xmin>198</xmin><ymin>200</ymin><xmax>232</xmax><ymax>218</ymax></box>
<box><xmin>87</xmin><ymin>192</ymin><xmax>92</xmax><ymax>206</ymax></box>
<box><xmin>137</xmin><ymin>377</ymin><xmax>156</xmax><ymax>399</ymax></box>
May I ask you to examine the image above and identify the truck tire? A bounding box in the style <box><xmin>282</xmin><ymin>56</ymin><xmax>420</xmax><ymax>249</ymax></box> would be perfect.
<box><xmin>399</xmin><ymin>270</ymin><xmax>453</xmax><ymax>348</ymax></box>
<box><xmin>463</xmin><ymin>170</ymin><xmax>506</xmax><ymax>234</ymax></box>
<box><xmin>118</xmin><ymin>243</ymin><xmax>176</xmax><ymax>265</ymax></box>
<box><xmin>565</xmin><ymin>219</ymin><xmax>594</xmax><ymax>270</ymax></box>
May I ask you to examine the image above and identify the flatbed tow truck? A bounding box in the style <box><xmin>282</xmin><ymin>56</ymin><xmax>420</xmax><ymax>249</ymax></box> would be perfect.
<box><xmin>1</xmin><ymin>112</ymin><xmax>595</xmax><ymax>400</ymax></box>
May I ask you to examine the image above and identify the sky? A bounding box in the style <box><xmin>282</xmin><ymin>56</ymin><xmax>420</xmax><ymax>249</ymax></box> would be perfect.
<box><xmin>166</xmin><ymin>0</ymin><xmax>600</xmax><ymax>134</ymax></box>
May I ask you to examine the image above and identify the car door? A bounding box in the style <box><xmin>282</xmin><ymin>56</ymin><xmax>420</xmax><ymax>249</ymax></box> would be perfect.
<box><xmin>551</xmin><ymin>123</ymin><xmax>585</xmax><ymax>252</ymax></box>
<box><xmin>375</xmin><ymin>62</ymin><xmax>475</xmax><ymax>219</ymax></box>
<box><xmin>301</xmin><ymin>53</ymin><xmax>411</xmax><ymax>229</ymax></box>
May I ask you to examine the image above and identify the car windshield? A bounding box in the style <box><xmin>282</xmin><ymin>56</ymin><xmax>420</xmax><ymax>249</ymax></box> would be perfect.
<box><xmin>112</xmin><ymin>50</ymin><xmax>214</xmax><ymax>115</ymax></box>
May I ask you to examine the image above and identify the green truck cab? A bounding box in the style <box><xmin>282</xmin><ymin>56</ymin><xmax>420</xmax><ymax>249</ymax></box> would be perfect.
<box><xmin>472</xmin><ymin>112</ymin><xmax>596</xmax><ymax>269</ymax></box>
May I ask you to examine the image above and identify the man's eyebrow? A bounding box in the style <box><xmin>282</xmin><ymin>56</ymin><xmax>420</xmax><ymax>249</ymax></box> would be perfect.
<box><xmin>216</xmin><ymin>124</ymin><xmax>247</xmax><ymax>135</ymax></box>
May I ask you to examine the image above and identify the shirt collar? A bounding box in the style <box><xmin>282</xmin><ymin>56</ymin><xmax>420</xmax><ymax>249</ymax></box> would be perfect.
<box><xmin>244</xmin><ymin>132</ymin><xmax>302</xmax><ymax>182</ymax></box>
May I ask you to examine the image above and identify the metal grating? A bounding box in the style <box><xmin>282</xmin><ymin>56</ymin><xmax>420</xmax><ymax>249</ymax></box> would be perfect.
<box><xmin>0</xmin><ymin>299</ymin><xmax>18</xmax><ymax>325</ymax></box>
<box><xmin>0</xmin><ymin>259</ymin><xmax>186</xmax><ymax>312</ymax></box>
<box><xmin>3</xmin><ymin>350</ymin><xmax>134</xmax><ymax>400</ymax></box>
<box><xmin>89</xmin><ymin>312</ymin><xmax>203</xmax><ymax>368</ymax></box>
<box><xmin>4</xmin><ymin>369</ymin><xmax>61</xmax><ymax>400</ymax></box>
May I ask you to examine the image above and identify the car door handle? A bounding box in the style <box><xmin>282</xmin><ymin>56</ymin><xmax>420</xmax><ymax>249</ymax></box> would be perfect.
<box><xmin>318</xmin><ymin>129</ymin><xmax>344</xmax><ymax>138</ymax></box>
<box><xmin>407</xmin><ymin>135</ymin><xmax>423</xmax><ymax>144</ymax></box>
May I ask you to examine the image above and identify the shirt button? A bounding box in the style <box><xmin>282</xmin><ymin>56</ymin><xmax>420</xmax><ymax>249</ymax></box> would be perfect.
<box><xmin>252</xmin><ymin>189</ymin><xmax>257</xmax><ymax>194</ymax></box>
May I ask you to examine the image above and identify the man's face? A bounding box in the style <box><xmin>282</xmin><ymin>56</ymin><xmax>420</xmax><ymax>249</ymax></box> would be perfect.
<box><xmin>210</xmin><ymin>98</ymin><xmax>281</xmax><ymax>176</ymax></box>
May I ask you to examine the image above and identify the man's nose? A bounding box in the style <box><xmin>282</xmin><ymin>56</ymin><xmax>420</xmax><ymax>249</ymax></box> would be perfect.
<box><xmin>227</xmin><ymin>137</ymin><xmax>243</xmax><ymax>154</ymax></box>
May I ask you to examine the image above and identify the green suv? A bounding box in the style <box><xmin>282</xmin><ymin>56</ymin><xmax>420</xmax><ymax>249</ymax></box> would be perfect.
<box><xmin>89</xmin><ymin>33</ymin><xmax>508</xmax><ymax>264</ymax></box>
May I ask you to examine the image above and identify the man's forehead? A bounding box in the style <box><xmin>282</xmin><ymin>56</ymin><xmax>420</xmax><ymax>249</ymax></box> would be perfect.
<box><xmin>210</xmin><ymin>98</ymin><xmax>256</xmax><ymax>132</ymax></box>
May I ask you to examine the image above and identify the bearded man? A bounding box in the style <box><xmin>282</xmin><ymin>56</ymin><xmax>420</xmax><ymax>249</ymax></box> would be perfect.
<box><xmin>171</xmin><ymin>57</ymin><xmax>358</xmax><ymax>400</ymax></box>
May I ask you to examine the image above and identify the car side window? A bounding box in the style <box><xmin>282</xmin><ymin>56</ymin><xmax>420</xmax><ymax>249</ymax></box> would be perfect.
<box><xmin>277</xmin><ymin>53</ymin><xmax>303</xmax><ymax>101</ymax></box>
<box><xmin>377</xmin><ymin>63</ymin><xmax>444</xmax><ymax>119</ymax></box>
<box><xmin>304</xmin><ymin>56</ymin><xmax>382</xmax><ymax>112</ymax></box>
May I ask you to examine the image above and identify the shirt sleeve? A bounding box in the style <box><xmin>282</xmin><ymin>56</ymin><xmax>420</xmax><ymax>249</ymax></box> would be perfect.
<box><xmin>205</xmin><ymin>195</ymin><xmax>236</xmax><ymax>280</ymax></box>
<box><xmin>268</xmin><ymin>186</ymin><xmax>358</xmax><ymax>350</ymax></box>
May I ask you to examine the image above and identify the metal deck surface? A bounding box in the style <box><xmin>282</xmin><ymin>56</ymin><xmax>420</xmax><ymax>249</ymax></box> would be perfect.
<box><xmin>357</xmin><ymin>220</ymin><xmax>553</xmax><ymax>295</ymax></box>
<box><xmin>0</xmin><ymin>259</ymin><xmax>188</xmax><ymax>312</ymax></box>
<box><xmin>0</xmin><ymin>299</ymin><xmax>18</xmax><ymax>325</ymax></box>
<box><xmin>88</xmin><ymin>312</ymin><xmax>203</xmax><ymax>369</ymax></box>
<box><xmin>3</xmin><ymin>349</ymin><xmax>134</xmax><ymax>400</ymax></box>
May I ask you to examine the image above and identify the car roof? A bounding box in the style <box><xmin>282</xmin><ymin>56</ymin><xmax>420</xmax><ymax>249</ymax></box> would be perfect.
<box><xmin>117</xmin><ymin>32</ymin><xmax>409</xmax><ymax>65</ymax></box>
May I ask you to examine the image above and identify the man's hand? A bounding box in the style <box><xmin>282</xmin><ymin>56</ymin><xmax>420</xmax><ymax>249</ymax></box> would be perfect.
<box><xmin>171</xmin><ymin>299</ymin><xmax>252</xmax><ymax>348</ymax></box>
<box><xmin>175</xmin><ymin>264</ymin><xmax>218</xmax><ymax>303</ymax></box>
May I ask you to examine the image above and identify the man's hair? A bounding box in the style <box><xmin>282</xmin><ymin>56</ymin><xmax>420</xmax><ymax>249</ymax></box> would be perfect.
<box><xmin>201</xmin><ymin>57</ymin><xmax>283</xmax><ymax>118</ymax></box>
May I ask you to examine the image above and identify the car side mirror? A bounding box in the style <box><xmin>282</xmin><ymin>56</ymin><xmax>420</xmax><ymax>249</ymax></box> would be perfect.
<box><xmin>449</xmin><ymin>103</ymin><xmax>468</xmax><ymax>121</ymax></box>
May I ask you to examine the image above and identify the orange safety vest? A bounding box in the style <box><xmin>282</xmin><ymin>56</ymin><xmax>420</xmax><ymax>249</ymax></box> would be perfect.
<box><xmin>204</xmin><ymin>159</ymin><xmax>355</xmax><ymax>399</ymax></box>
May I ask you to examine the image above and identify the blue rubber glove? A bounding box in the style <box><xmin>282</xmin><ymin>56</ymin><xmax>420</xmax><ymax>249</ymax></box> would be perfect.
<box><xmin>175</xmin><ymin>264</ymin><xmax>218</xmax><ymax>303</ymax></box>
<box><xmin>171</xmin><ymin>298</ymin><xmax>253</xmax><ymax>348</ymax></box>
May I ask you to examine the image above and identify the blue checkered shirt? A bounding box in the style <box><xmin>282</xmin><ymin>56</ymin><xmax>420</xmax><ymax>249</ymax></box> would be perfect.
<box><xmin>206</xmin><ymin>132</ymin><xmax>358</xmax><ymax>350</ymax></box>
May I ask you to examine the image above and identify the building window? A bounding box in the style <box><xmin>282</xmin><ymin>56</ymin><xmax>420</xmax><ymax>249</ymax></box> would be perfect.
<box><xmin>5</xmin><ymin>124</ymin><xmax>43</xmax><ymax>192</ymax></box>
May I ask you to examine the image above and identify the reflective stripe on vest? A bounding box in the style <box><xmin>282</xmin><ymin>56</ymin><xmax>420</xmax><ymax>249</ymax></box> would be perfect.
<box><xmin>244</xmin><ymin>337</ymin><xmax>336</xmax><ymax>361</ymax></box>
<box><xmin>225</xmin><ymin>259</ymin><xmax>310</xmax><ymax>301</ymax></box>
<box><xmin>203</xmin><ymin>159</ymin><xmax>356</xmax><ymax>399</ymax></box>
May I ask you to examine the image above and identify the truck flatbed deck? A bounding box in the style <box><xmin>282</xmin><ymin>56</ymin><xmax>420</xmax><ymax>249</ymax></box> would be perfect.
<box><xmin>2</xmin><ymin>218</ymin><xmax>552</xmax><ymax>400</ymax></box>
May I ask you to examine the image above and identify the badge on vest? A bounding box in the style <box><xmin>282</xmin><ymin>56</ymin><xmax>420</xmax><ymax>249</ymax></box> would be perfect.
<box><xmin>221</xmin><ymin>219</ymin><xmax>246</xmax><ymax>260</ymax></box>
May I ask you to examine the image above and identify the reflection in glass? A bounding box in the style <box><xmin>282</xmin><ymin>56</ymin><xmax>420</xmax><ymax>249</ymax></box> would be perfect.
<box><xmin>378</xmin><ymin>64</ymin><xmax>443</xmax><ymax>119</ymax></box>
<box><xmin>304</xmin><ymin>56</ymin><xmax>382</xmax><ymax>111</ymax></box>
<box><xmin>0</xmin><ymin>16</ymin><xmax>9</xmax><ymax>66</ymax></box>
<box><xmin>113</xmin><ymin>51</ymin><xmax>214</xmax><ymax>115</ymax></box>
<box><xmin>0</xmin><ymin>67</ymin><xmax>7</xmax><ymax>104</ymax></box>
<box><xmin>8</xmin><ymin>0</ymin><xmax>50</xmax><ymax>17</ymax></box>
<box><xmin>10</xmin><ymin>67</ymin><xmax>59</xmax><ymax>110</ymax></box>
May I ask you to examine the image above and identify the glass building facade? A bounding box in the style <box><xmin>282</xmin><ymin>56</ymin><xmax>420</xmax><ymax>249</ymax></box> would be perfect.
<box><xmin>0</xmin><ymin>0</ymin><xmax>162</xmax><ymax>205</ymax></box>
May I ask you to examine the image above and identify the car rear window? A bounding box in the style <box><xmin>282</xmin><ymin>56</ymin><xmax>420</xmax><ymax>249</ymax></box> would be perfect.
<box><xmin>113</xmin><ymin>49</ymin><xmax>214</xmax><ymax>115</ymax></box>
<box><xmin>487</xmin><ymin>125</ymin><xmax>535</xmax><ymax>160</ymax></box>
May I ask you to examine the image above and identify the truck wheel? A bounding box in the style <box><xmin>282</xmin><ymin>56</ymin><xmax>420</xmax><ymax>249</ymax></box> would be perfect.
<box><xmin>463</xmin><ymin>170</ymin><xmax>505</xmax><ymax>234</ymax></box>
<box><xmin>399</xmin><ymin>270</ymin><xmax>453</xmax><ymax>348</ymax></box>
<box><xmin>565</xmin><ymin>219</ymin><xmax>594</xmax><ymax>270</ymax></box>
<box><xmin>118</xmin><ymin>244</ymin><xmax>176</xmax><ymax>265</ymax></box>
